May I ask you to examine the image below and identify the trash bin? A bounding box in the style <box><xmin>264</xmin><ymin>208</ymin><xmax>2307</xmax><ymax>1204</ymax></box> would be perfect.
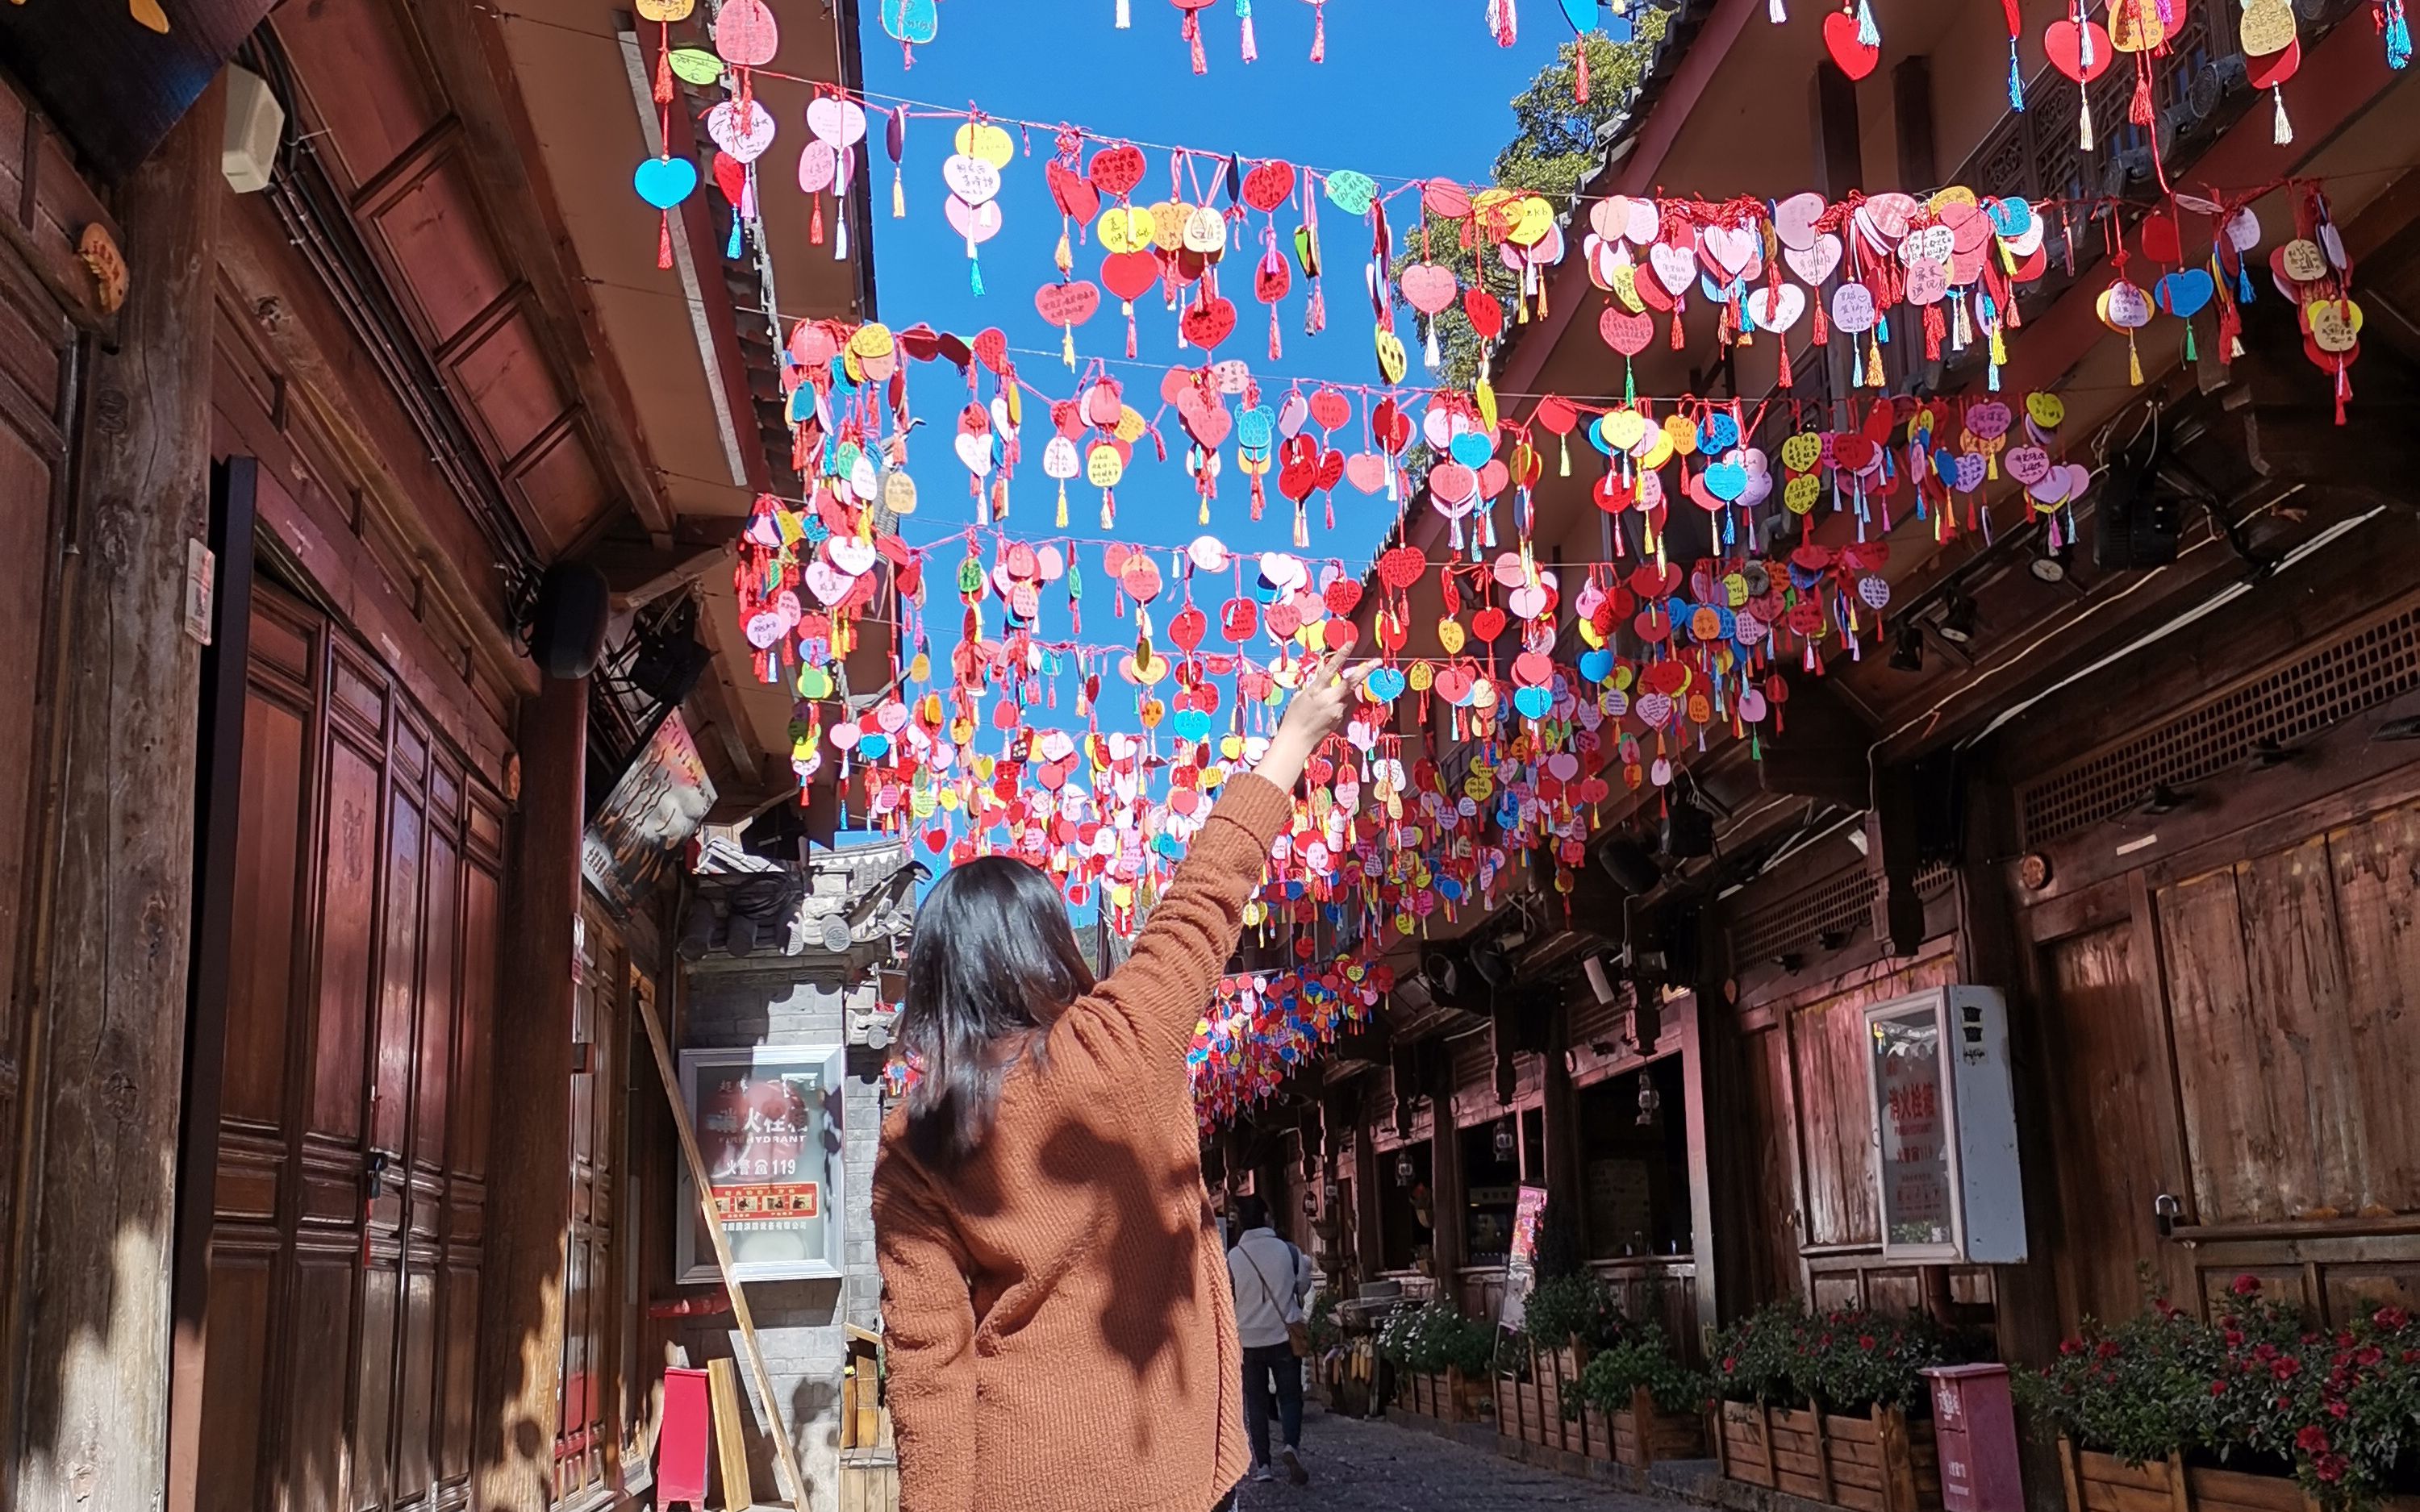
<box><xmin>1923</xmin><ymin>1363</ymin><xmax>2023</xmax><ymax>1512</ymax></box>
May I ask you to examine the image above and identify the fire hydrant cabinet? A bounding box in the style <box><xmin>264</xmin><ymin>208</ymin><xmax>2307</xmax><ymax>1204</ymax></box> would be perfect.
<box><xmin>1860</xmin><ymin>986</ymin><xmax>2028</xmax><ymax>1264</ymax></box>
<box><xmin>1924</xmin><ymin>1364</ymin><xmax>2025</xmax><ymax>1512</ymax></box>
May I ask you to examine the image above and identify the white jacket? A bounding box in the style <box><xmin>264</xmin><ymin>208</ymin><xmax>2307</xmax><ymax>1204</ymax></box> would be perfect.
<box><xmin>1227</xmin><ymin>1228</ymin><xmax>1313</xmax><ymax>1351</ymax></box>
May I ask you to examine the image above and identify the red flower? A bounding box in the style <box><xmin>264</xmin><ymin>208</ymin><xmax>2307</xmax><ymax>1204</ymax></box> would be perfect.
<box><xmin>2296</xmin><ymin>1425</ymin><xmax>2330</xmax><ymax>1456</ymax></box>
<box><xmin>1722</xmin><ymin>1356</ymin><xmax>1737</xmax><ymax>1372</ymax></box>
<box><xmin>2096</xmin><ymin>1341</ymin><xmax>2122</xmax><ymax>1360</ymax></box>
<box><xmin>2355</xmin><ymin>1346</ymin><xmax>2383</xmax><ymax>1368</ymax></box>
<box><xmin>1859</xmin><ymin>1335</ymin><xmax>1877</xmax><ymax>1352</ymax></box>
<box><xmin>2224</xmin><ymin>1330</ymin><xmax>2245</xmax><ymax>1347</ymax></box>
<box><xmin>2272</xmin><ymin>1356</ymin><xmax>2302</xmax><ymax>1381</ymax></box>
<box><xmin>2209</xmin><ymin>1380</ymin><xmax>2228</xmax><ymax>1397</ymax></box>
<box><xmin>2060</xmin><ymin>1339</ymin><xmax>2082</xmax><ymax>1357</ymax></box>
<box><xmin>2376</xmin><ymin>1306</ymin><xmax>2410</xmax><ymax>1331</ymax></box>
<box><xmin>2315</xmin><ymin>1454</ymin><xmax>2347</xmax><ymax>1485</ymax></box>
<box><xmin>2232</xmin><ymin>1274</ymin><xmax>2264</xmax><ymax>1297</ymax></box>
<box><xmin>2327</xmin><ymin>1399</ymin><xmax>2349</xmax><ymax>1419</ymax></box>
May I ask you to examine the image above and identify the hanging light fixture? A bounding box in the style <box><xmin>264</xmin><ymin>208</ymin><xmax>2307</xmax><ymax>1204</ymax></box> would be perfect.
<box><xmin>1494</xmin><ymin>1117</ymin><xmax>1517</xmax><ymax>1160</ymax></box>
<box><xmin>1636</xmin><ymin>1077</ymin><xmax>1663</xmax><ymax>1127</ymax></box>
<box><xmin>1303</xmin><ymin>1187</ymin><xmax>1321</xmax><ymax>1218</ymax></box>
<box><xmin>1395</xmin><ymin>1149</ymin><xmax>1416</xmax><ymax>1187</ymax></box>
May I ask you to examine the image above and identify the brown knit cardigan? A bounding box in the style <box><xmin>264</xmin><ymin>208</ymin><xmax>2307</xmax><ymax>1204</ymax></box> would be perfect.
<box><xmin>872</xmin><ymin>773</ymin><xmax>1293</xmax><ymax>1512</ymax></box>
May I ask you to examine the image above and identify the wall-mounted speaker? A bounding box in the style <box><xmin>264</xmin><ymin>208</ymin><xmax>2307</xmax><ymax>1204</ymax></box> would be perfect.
<box><xmin>529</xmin><ymin>562</ymin><xmax>610</xmax><ymax>681</ymax></box>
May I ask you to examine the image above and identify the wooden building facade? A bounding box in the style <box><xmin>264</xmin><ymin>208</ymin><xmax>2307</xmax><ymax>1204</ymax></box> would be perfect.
<box><xmin>0</xmin><ymin>4</ymin><xmax>879</xmax><ymax>1512</ymax></box>
<box><xmin>1232</xmin><ymin>0</ymin><xmax>2420</xmax><ymax>1452</ymax></box>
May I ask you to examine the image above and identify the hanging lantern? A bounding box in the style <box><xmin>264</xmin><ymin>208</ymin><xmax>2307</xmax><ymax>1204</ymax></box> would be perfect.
<box><xmin>1394</xmin><ymin>1149</ymin><xmax>1416</xmax><ymax>1187</ymax></box>
<box><xmin>1636</xmin><ymin>1078</ymin><xmax>1663</xmax><ymax>1127</ymax></box>
<box><xmin>1493</xmin><ymin>1117</ymin><xmax>1517</xmax><ymax>1160</ymax></box>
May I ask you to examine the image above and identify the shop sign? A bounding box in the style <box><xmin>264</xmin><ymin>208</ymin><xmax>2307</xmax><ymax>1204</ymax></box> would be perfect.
<box><xmin>1495</xmin><ymin>1185</ymin><xmax>1550</xmax><ymax>1332</ymax></box>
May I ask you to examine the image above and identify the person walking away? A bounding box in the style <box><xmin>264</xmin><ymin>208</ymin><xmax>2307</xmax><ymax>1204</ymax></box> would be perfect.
<box><xmin>1227</xmin><ymin>1195</ymin><xmax>1313</xmax><ymax>1485</ymax></box>
<box><xmin>873</xmin><ymin>650</ymin><xmax>1366</xmax><ymax>1512</ymax></box>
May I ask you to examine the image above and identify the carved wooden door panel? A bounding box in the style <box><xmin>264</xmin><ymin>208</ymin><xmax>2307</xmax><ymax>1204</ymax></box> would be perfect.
<box><xmin>197</xmin><ymin>583</ymin><xmax>505</xmax><ymax>1512</ymax></box>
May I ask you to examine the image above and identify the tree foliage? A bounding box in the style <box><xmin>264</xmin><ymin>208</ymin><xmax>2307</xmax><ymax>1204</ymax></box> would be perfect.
<box><xmin>1393</xmin><ymin>19</ymin><xmax>1672</xmax><ymax>393</ymax></box>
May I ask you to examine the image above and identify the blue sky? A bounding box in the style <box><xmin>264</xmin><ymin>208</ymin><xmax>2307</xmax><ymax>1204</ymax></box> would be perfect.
<box><xmin>849</xmin><ymin>2</ymin><xmax>1576</xmax><ymax>882</ymax></box>
<box><xmin>857</xmin><ymin>2</ymin><xmax>1564</xmax><ymax>680</ymax></box>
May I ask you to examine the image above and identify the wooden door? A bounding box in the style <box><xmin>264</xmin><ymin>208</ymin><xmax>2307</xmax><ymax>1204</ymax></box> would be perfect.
<box><xmin>2145</xmin><ymin>805</ymin><xmax>2420</xmax><ymax>1319</ymax></box>
<box><xmin>2035</xmin><ymin>920</ymin><xmax>2188</xmax><ymax>1325</ymax></box>
<box><xmin>555</xmin><ymin>907</ymin><xmax>632</xmax><ymax>1501</ymax></box>
<box><xmin>0</xmin><ymin>184</ymin><xmax>80</xmax><ymax>1435</ymax></box>
<box><xmin>196</xmin><ymin>584</ymin><xmax>506</xmax><ymax>1512</ymax></box>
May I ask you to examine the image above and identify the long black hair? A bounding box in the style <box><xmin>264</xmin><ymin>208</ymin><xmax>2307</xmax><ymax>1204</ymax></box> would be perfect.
<box><xmin>900</xmin><ymin>856</ymin><xmax>1095</xmax><ymax>1169</ymax></box>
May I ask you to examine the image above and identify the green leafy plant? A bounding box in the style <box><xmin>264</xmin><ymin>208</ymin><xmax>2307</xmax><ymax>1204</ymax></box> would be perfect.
<box><xmin>1392</xmin><ymin>23</ymin><xmax>1672</xmax><ymax>394</ymax></box>
<box><xmin>1522</xmin><ymin>1272</ymin><xmax>1625</xmax><ymax>1352</ymax></box>
<box><xmin>1578</xmin><ymin>1318</ymin><xmax>1709</xmax><ymax>1417</ymax></box>
<box><xmin>2017</xmin><ymin>1277</ymin><xmax>2420</xmax><ymax>1511</ymax></box>
<box><xmin>1304</xmin><ymin>1290</ymin><xmax>1342</xmax><ymax>1356</ymax></box>
<box><xmin>1708</xmin><ymin>1302</ymin><xmax>1963</xmax><ymax>1414</ymax></box>
<box><xmin>1379</xmin><ymin>1299</ymin><xmax>1502</xmax><ymax>1377</ymax></box>
<box><xmin>1708</xmin><ymin>1301</ymin><xmax>1806</xmax><ymax>1406</ymax></box>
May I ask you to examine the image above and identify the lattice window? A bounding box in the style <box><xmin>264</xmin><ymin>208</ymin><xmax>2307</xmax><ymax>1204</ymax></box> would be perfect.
<box><xmin>2017</xmin><ymin>603</ymin><xmax>2420</xmax><ymax>848</ymax></box>
<box><xmin>1729</xmin><ymin>863</ymin><xmax>1877</xmax><ymax>964</ymax></box>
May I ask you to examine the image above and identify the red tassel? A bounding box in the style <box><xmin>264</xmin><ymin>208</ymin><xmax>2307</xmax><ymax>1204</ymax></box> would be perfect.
<box><xmin>1312</xmin><ymin>2</ymin><xmax>1327</xmax><ymax>61</ymax></box>
<box><xmin>657</xmin><ymin>210</ymin><xmax>674</xmax><ymax>270</ymax></box>
<box><xmin>1187</xmin><ymin>11</ymin><xmax>1208</xmax><ymax>73</ymax></box>
<box><xmin>2129</xmin><ymin>66</ymin><xmax>2154</xmax><ymax>127</ymax></box>
<box><xmin>1576</xmin><ymin>46</ymin><xmax>1590</xmax><ymax>104</ymax></box>
<box><xmin>653</xmin><ymin>40</ymin><xmax>674</xmax><ymax>105</ymax></box>
<box><xmin>1777</xmin><ymin>334</ymin><xmax>1794</xmax><ymax>389</ymax></box>
<box><xmin>1670</xmin><ymin>309</ymin><xmax>1687</xmax><ymax>349</ymax></box>
<box><xmin>1922</xmin><ymin>303</ymin><xmax>1946</xmax><ymax>361</ymax></box>
<box><xmin>812</xmin><ymin>194</ymin><xmax>825</xmax><ymax>245</ymax></box>
<box><xmin>1811</xmin><ymin>302</ymin><xmax>1830</xmax><ymax>347</ymax></box>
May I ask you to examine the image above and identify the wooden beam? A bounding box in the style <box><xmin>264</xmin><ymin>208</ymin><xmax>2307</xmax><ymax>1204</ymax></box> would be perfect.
<box><xmin>1865</xmin><ymin>764</ymin><xmax>1925</xmax><ymax>956</ymax></box>
<box><xmin>1810</xmin><ymin>61</ymin><xmax>1864</xmax><ymax>199</ymax></box>
<box><xmin>166</xmin><ymin>455</ymin><xmax>261</xmax><ymax>1512</ymax></box>
<box><xmin>15</xmin><ymin>77</ymin><xmax>223</xmax><ymax>1512</ymax></box>
<box><xmin>1890</xmin><ymin>57</ymin><xmax>1937</xmax><ymax>189</ymax></box>
<box><xmin>1756</xmin><ymin>676</ymin><xmax>1876</xmax><ymax>808</ymax></box>
<box><xmin>1677</xmin><ymin>993</ymin><xmax>1724</xmax><ymax>1350</ymax></box>
<box><xmin>472</xmin><ymin>673</ymin><xmax>586</xmax><ymax>1512</ymax></box>
<box><xmin>585</xmin><ymin>537</ymin><xmax>729</xmax><ymax>607</ymax></box>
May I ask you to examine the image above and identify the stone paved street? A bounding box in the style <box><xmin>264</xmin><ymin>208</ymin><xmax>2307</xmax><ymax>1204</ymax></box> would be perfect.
<box><xmin>1229</xmin><ymin>1409</ymin><xmax>1680</xmax><ymax>1511</ymax></box>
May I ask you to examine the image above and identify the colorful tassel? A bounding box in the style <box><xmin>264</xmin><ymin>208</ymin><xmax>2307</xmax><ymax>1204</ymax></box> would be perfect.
<box><xmin>1855</xmin><ymin>0</ymin><xmax>1880</xmax><ymax>45</ymax></box>
<box><xmin>2009</xmin><ymin>41</ymin><xmax>2025</xmax><ymax>110</ymax></box>
<box><xmin>2273</xmin><ymin>85</ymin><xmax>2293</xmax><ymax>143</ymax></box>
<box><xmin>1238</xmin><ymin>0</ymin><xmax>1258</xmax><ymax>60</ymax></box>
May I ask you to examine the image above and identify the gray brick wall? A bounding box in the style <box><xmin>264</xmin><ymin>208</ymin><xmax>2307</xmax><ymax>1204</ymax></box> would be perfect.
<box><xmin>678</xmin><ymin>957</ymin><xmax>887</xmax><ymax>1512</ymax></box>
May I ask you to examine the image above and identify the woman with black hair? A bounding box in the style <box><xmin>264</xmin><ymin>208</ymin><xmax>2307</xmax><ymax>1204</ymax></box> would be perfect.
<box><xmin>873</xmin><ymin>648</ymin><xmax>1363</xmax><ymax>1512</ymax></box>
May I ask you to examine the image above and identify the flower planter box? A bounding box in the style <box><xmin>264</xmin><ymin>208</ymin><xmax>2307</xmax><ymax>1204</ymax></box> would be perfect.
<box><xmin>2056</xmin><ymin>1441</ymin><xmax>2420</xmax><ymax>1512</ymax></box>
<box><xmin>1494</xmin><ymin>1343</ymin><xmax>1562</xmax><ymax>1450</ymax></box>
<box><xmin>1401</xmin><ymin>1368</ymin><xmax>1489</xmax><ymax>1424</ymax></box>
<box><xmin>1454</xmin><ymin>1368</ymin><xmax>1494</xmax><ymax>1422</ymax></box>
<box><xmin>1716</xmin><ymin>1400</ymin><xmax>1943</xmax><ymax>1512</ymax></box>
<box><xmin>1585</xmin><ymin>1387</ymin><xmax>1713</xmax><ymax>1468</ymax></box>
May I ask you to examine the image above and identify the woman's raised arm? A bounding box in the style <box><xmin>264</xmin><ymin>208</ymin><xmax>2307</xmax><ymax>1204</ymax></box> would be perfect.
<box><xmin>1079</xmin><ymin>648</ymin><xmax>1366</xmax><ymax>1064</ymax></box>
